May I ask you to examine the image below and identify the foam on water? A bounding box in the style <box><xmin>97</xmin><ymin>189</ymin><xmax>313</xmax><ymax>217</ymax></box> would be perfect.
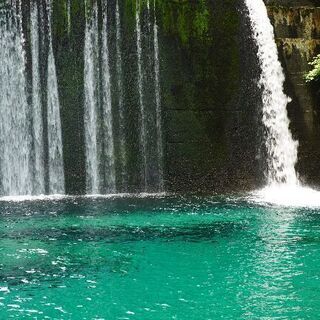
<box><xmin>0</xmin><ymin>194</ymin><xmax>70</xmax><ymax>202</ymax></box>
<box><xmin>0</xmin><ymin>192</ymin><xmax>168</xmax><ymax>203</ymax></box>
<box><xmin>251</xmin><ymin>186</ymin><xmax>320</xmax><ymax>208</ymax></box>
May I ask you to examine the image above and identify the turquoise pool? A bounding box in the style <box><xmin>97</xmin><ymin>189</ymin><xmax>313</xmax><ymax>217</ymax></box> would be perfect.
<box><xmin>0</xmin><ymin>195</ymin><xmax>320</xmax><ymax>319</ymax></box>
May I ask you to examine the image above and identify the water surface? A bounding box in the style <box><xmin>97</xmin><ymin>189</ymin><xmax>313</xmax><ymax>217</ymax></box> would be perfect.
<box><xmin>0</xmin><ymin>195</ymin><xmax>319</xmax><ymax>319</ymax></box>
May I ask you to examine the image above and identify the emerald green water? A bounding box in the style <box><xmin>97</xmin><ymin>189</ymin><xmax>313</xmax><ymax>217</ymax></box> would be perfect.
<box><xmin>0</xmin><ymin>195</ymin><xmax>320</xmax><ymax>319</ymax></box>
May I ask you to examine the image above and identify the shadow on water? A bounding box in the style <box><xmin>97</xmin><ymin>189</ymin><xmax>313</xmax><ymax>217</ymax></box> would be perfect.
<box><xmin>0</xmin><ymin>195</ymin><xmax>252</xmax><ymax>289</ymax></box>
<box><xmin>0</xmin><ymin>220</ymin><xmax>246</xmax><ymax>287</ymax></box>
<box><xmin>0</xmin><ymin>221</ymin><xmax>245</xmax><ymax>243</ymax></box>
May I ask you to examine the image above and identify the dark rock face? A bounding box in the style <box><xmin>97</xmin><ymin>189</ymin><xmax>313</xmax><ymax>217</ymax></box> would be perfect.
<box><xmin>264</xmin><ymin>1</ymin><xmax>320</xmax><ymax>187</ymax></box>
<box><xmin>161</xmin><ymin>0</ymin><xmax>264</xmax><ymax>193</ymax></box>
<box><xmin>164</xmin><ymin>0</ymin><xmax>320</xmax><ymax>192</ymax></box>
<box><xmin>163</xmin><ymin>1</ymin><xmax>240</xmax><ymax>192</ymax></box>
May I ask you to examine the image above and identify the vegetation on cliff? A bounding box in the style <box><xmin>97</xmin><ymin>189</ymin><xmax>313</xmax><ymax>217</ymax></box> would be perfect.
<box><xmin>305</xmin><ymin>54</ymin><xmax>320</xmax><ymax>83</ymax></box>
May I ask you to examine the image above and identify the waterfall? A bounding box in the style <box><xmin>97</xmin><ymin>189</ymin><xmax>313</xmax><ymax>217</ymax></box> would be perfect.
<box><xmin>67</xmin><ymin>0</ymin><xmax>71</xmax><ymax>35</ymax></box>
<box><xmin>30</xmin><ymin>2</ymin><xmax>45</xmax><ymax>194</ymax></box>
<box><xmin>0</xmin><ymin>6</ymin><xmax>32</xmax><ymax>195</ymax></box>
<box><xmin>0</xmin><ymin>0</ymin><xmax>164</xmax><ymax>196</ymax></box>
<box><xmin>84</xmin><ymin>2</ymin><xmax>116</xmax><ymax>194</ymax></box>
<box><xmin>245</xmin><ymin>0</ymin><xmax>298</xmax><ymax>186</ymax></box>
<box><xmin>134</xmin><ymin>0</ymin><xmax>164</xmax><ymax>192</ymax></box>
<box><xmin>0</xmin><ymin>1</ymin><xmax>65</xmax><ymax>197</ymax></box>
<box><xmin>82</xmin><ymin>0</ymin><xmax>164</xmax><ymax>194</ymax></box>
<box><xmin>153</xmin><ymin>0</ymin><xmax>164</xmax><ymax>191</ymax></box>
<box><xmin>115</xmin><ymin>0</ymin><xmax>127</xmax><ymax>191</ymax></box>
<box><xmin>46</xmin><ymin>0</ymin><xmax>65</xmax><ymax>194</ymax></box>
<box><xmin>135</xmin><ymin>0</ymin><xmax>148</xmax><ymax>191</ymax></box>
<box><xmin>84</xmin><ymin>3</ymin><xmax>101</xmax><ymax>194</ymax></box>
<box><xmin>101</xmin><ymin>2</ymin><xmax>116</xmax><ymax>193</ymax></box>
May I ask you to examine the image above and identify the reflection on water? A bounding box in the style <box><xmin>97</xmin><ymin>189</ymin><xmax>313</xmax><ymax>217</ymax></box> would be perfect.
<box><xmin>239</xmin><ymin>209</ymin><xmax>302</xmax><ymax>318</ymax></box>
<box><xmin>0</xmin><ymin>196</ymin><xmax>320</xmax><ymax>319</ymax></box>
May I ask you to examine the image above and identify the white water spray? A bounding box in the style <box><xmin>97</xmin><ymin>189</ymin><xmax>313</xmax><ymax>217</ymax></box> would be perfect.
<box><xmin>136</xmin><ymin>0</ymin><xmax>148</xmax><ymax>190</ymax></box>
<box><xmin>101</xmin><ymin>2</ymin><xmax>116</xmax><ymax>193</ymax></box>
<box><xmin>67</xmin><ymin>0</ymin><xmax>71</xmax><ymax>35</ymax></box>
<box><xmin>84</xmin><ymin>3</ymin><xmax>101</xmax><ymax>194</ymax></box>
<box><xmin>115</xmin><ymin>0</ymin><xmax>127</xmax><ymax>191</ymax></box>
<box><xmin>46</xmin><ymin>0</ymin><xmax>65</xmax><ymax>194</ymax></box>
<box><xmin>153</xmin><ymin>0</ymin><xmax>164</xmax><ymax>191</ymax></box>
<box><xmin>84</xmin><ymin>2</ymin><xmax>116</xmax><ymax>194</ymax></box>
<box><xmin>30</xmin><ymin>2</ymin><xmax>45</xmax><ymax>194</ymax></box>
<box><xmin>245</xmin><ymin>0</ymin><xmax>298</xmax><ymax>186</ymax></box>
<box><xmin>0</xmin><ymin>6</ymin><xmax>32</xmax><ymax>195</ymax></box>
<box><xmin>135</xmin><ymin>0</ymin><xmax>164</xmax><ymax>192</ymax></box>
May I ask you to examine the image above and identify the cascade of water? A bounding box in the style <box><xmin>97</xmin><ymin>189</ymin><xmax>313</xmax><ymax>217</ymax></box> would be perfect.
<box><xmin>0</xmin><ymin>5</ymin><xmax>32</xmax><ymax>195</ymax></box>
<box><xmin>101</xmin><ymin>1</ymin><xmax>116</xmax><ymax>193</ymax></box>
<box><xmin>153</xmin><ymin>0</ymin><xmax>164</xmax><ymax>191</ymax></box>
<box><xmin>46</xmin><ymin>0</ymin><xmax>65</xmax><ymax>194</ymax></box>
<box><xmin>245</xmin><ymin>0</ymin><xmax>298</xmax><ymax>186</ymax></box>
<box><xmin>115</xmin><ymin>0</ymin><xmax>127</xmax><ymax>191</ymax></box>
<box><xmin>67</xmin><ymin>0</ymin><xmax>71</xmax><ymax>35</ymax></box>
<box><xmin>30</xmin><ymin>2</ymin><xmax>45</xmax><ymax>194</ymax></box>
<box><xmin>84</xmin><ymin>3</ymin><xmax>100</xmax><ymax>194</ymax></box>
<box><xmin>146</xmin><ymin>0</ymin><xmax>151</xmax><ymax>34</ymax></box>
<box><xmin>135</xmin><ymin>0</ymin><xmax>148</xmax><ymax>191</ymax></box>
<box><xmin>15</xmin><ymin>0</ymin><xmax>22</xmax><ymax>29</ymax></box>
<box><xmin>84</xmin><ymin>2</ymin><xmax>116</xmax><ymax>194</ymax></box>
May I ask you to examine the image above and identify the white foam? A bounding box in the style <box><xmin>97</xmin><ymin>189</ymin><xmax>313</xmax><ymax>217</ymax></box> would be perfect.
<box><xmin>84</xmin><ymin>192</ymin><xmax>167</xmax><ymax>199</ymax></box>
<box><xmin>0</xmin><ymin>194</ymin><xmax>71</xmax><ymax>202</ymax></box>
<box><xmin>250</xmin><ymin>185</ymin><xmax>320</xmax><ymax>208</ymax></box>
<box><xmin>0</xmin><ymin>192</ymin><xmax>168</xmax><ymax>202</ymax></box>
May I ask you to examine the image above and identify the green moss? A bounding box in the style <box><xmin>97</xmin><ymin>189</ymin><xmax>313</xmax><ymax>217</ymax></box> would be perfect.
<box><xmin>193</xmin><ymin>0</ymin><xmax>209</xmax><ymax>39</ymax></box>
<box><xmin>52</xmin><ymin>0</ymin><xmax>86</xmax><ymax>38</ymax></box>
<box><xmin>160</xmin><ymin>0</ymin><xmax>210</xmax><ymax>44</ymax></box>
<box><xmin>52</xmin><ymin>0</ymin><xmax>68</xmax><ymax>39</ymax></box>
<box><xmin>123</xmin><ymin>0</ymin><xmax>212</xmax><ymax>44</ymax></box>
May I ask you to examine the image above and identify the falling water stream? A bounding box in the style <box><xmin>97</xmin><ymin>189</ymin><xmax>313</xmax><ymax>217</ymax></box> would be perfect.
<box><xmin>134</xmin><ymin>0</ymin><xmax>164</xmax><ymax>193</ymax></box>
<box><xmin>153</xmin><ymin>0</ymin><xmax>164</xmax><ymax>191</ymax></box>
<box><xmin>0</xmin><ymin>5</ymin><xmax>32</xmax><ymax>196</ymax></box>
<box><xmin>84</xmin><ymin>0</ymin><xmax>164</xmax><ymax>194</ymax></box>
<box><xmin>246</xmin><ymin>0</ymin><xmax>320</xmax><ymax>206</ymax></box>
<box><xmin>115</xmin><ymin>0</ymin><xmax>127</xmax><ymax>191</ymax></box>
<box><xmin>245</xmin><ymin>0</ymin><xmax>298</xmax><ymax>186</ymax></box>
<box><xmin>30</xmin><ymin>2</ymin><xmax>45</xmax><ymax>195</ymax></box>
<box><xmin>46</xmin><ymin>0</ymin><xmax>65</xmax><ymax>194</ymax></box>
<box><xmin>0</xmin><ymin>1</ymin><xmax>65</xmax><ymax>197</ymax></box>
<box><xmin>84</xmin><ymin>3</ymin><xmax>102</xmax><ymax>194</ymax></box>
<box><xmin>84</xmin><ymin>2</ymin><xmax>116</xmax><ymax>194</ymax></box>
<box><xmin>101</xmin><ymin>2</ymin><xmax>116</xmax><ymax>193</ymax></box>
<box><xmin>67</xmin><ymin>0</ymin><xmax>71</xmax><ymax>35</ymax></box>
<box><xmin>0</xmin><ymin>0</ymin><xmax>164</xmax><ymax>197</ymax></box>
<box><xmin>135</xmin><ymin>0</ymin><xmax>148</xmax><ymax>191</ymax></box>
